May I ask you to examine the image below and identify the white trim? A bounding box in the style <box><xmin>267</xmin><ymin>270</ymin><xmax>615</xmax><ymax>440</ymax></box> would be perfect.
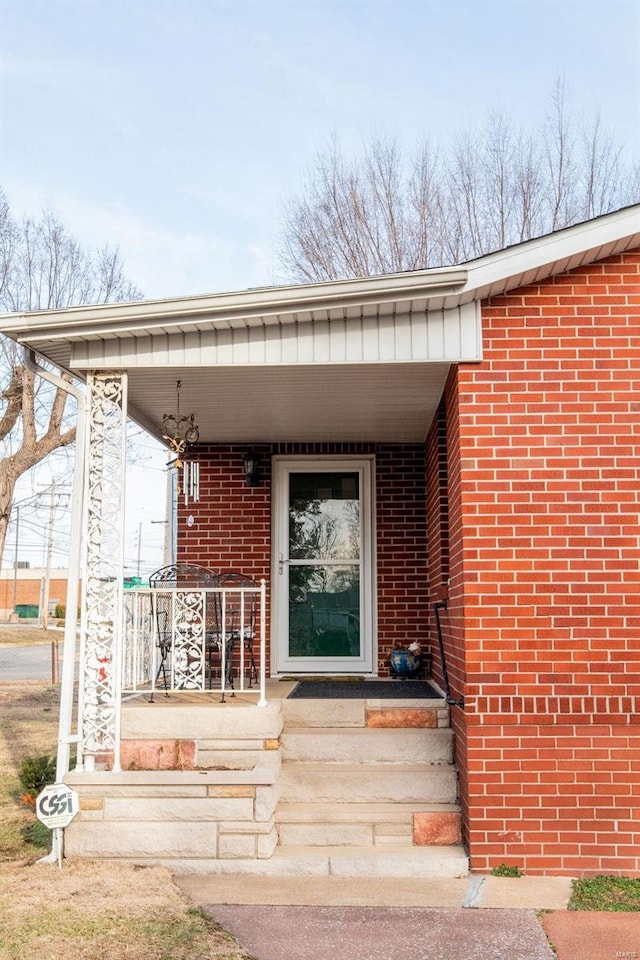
<box><xmin>67</xmin><ymin>303</ymin><xmax>481</xmax><ymax>367</ymax></box>
<box><xmin>464</xmin><ymin>203</ymin><xmax>640</xmax><ymax>299</ymax></box>
<box><xmin>0</xmin><ymin>206</ymin><xmax>636</xmax><ymax>349</ymax></box>
<box><xmin>271</xmin><ymin>456</ymin><xmax>376</xmax><ymax>675</ymax></box>
<box><xmin>0</xmin><ymin>267</ymin><xmax>468</xmax><ymax>337</ymax></box>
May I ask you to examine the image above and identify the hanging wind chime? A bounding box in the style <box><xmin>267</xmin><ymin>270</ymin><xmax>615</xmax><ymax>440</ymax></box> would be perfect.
<box><xmin>162</xmin><ymin>380</ymin><xmax>200</xmax><ymax>504</ymax></box>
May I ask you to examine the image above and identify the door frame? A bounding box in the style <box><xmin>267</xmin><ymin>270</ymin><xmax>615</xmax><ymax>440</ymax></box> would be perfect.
<box><xmin>271</xmin><ymin>455</ymin><xmax>377</xmax><ymax>676</ymax></box>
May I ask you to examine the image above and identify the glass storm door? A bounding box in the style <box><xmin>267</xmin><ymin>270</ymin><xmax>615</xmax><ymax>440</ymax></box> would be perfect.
<box><xmin>273</xmin><ymin>458</ymin><xmax>374</xmax><ymax>674</ymax></box>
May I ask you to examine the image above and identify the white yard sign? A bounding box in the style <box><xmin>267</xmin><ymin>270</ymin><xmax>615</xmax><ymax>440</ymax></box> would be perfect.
<box><xmin>35</xmin><ymin>783</ymin><xmax>79</xmax><ymax>830</ymax></box>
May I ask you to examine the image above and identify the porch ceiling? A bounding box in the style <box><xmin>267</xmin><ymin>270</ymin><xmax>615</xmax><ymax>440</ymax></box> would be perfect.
<box><xmin>127</xmin><ymin>362</ymin><xmax>452</xmax><ymax>443</ymax></box>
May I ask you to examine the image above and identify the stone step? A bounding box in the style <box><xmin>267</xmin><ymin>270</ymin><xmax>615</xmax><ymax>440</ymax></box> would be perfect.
<box><xmin>276</xmin><ymin>802</ymin><xmax>462</xmax><ymax>848</ymax></box>
<box><xmin>281</xmin><ymin>726</ymin><xmax>453</xmax><ymax>764</ymax></box>
<box><xmin>279</xmin><ymin>762</ymin><xmax>458</xmax><ymax>804</ymax></box>
<box><xmin>283</xmin><ymin>697</ymin><xmax>446</xmax><ymax>729</ymax></box>
<box><xmin>278</xmin><ymin>821</ymin><xmax>412</xmax><ymax>848</ymax></box>
<box><xmin>276</xmin><ymin>800</ymin><xmax>455</xmax><ymax>825</ymax></box>
<box><xmin>169</xmin><ymin>844</ymin><xmax>469</xmax><ymax>878</ymax></box>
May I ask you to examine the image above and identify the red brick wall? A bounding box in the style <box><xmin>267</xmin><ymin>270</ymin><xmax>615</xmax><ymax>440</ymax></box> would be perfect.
<box><xmin>0</xmin><ymin>576</ymin><xmax>71</xmax><ymax>613</ymax></box>
<box><xmin>177</xmin><ymin>442</ymin><xmax>427</xmax><ymax>675</ymax></box>
<box><xmin>374</xmin><ymin>445</ymin><xmax>428</xmax><ymax>673</ymax></box>
<box><xmin>177</xmin><ymin>444</ymin><xmax>272</xmax><ymax>581</ymax></box>
<box><xmin>453</xmin><ymin>251</ymin><xmax>640</xmax><ymax>875</ymax></box>
<box><xmin>425</xmin><ymin>399</ymin><xmax>449</xmax><ymax>602</ymax></box>
<box><xmin>425</xmin><ymin>369</ymin><xmax>469</xmax><ymax>838</ymax></box>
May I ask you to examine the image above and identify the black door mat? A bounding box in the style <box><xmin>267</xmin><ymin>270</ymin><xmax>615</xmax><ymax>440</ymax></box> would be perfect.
<box><xmin>287</xmin><ymin>679</ymin><xmax>441</xmax><ymax>699</ymax></box>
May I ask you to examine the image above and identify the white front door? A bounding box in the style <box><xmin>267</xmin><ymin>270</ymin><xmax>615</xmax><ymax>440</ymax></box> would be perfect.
<box><xmin>273</xmin><ymin>457</ymin><xmax>375</xmax><ymax>675</ymax></box>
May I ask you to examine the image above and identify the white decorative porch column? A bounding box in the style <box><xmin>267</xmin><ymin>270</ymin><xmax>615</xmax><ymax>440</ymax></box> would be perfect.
<box><xmin>77</xmin><ymin>371</ymin><xmax>127</xmax><ymax>771</ymax></box>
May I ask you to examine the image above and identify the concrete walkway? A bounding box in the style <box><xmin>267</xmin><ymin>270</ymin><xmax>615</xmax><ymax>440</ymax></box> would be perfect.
<box><xmin>177</xmin><ymin>874</ymin><xmax>572</xmax><ymax>910</ymax></box>
<box><xmin>542</xmin><ymin>910</ymin><xmax>640</xmax><ymax>960</ymax></box>
<box><xmin>205</xmin><ymin>904</ymin><xmax>553</xmax><ymax>960</ymax></box>
<box><xmin>177</xmin><ymin>873</ymin><xmax>640</xmax><ymax>960</ymax></box>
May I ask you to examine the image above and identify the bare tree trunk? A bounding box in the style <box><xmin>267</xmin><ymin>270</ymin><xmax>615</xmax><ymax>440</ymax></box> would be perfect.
<box><xmin>0</xmin><ymin>461</ymin><xmax>17</xmax><ymax>571</ymax></box>
<box><xmin>0</xmin><ymin>189</ymin><xmax>140</xmax><ymax>567</ymax></box>
<box><xmin>0</xmin><ymin>365</ymin><xmax>76</xmax><ymax>562</ymax></box>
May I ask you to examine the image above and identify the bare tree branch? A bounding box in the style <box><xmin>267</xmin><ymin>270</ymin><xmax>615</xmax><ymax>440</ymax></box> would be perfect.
<box><xmin>279</xmin><ymin>81</ymin><xmax>639</xmax><ymax>282</ymax></box>
<box><xmin>0</xmin><ymin>365</ymin><xmax>23</xmax><ymax>442</ymax></box>
<box><xmin>0</xmin><ymin>188</ymin><xmax>142</xmax><ymax>565</ymax></box>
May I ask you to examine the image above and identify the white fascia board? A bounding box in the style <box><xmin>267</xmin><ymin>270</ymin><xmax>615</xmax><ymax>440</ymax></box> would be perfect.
<box><xmin>0</xmin><ymin>267</ymin><xmax>468</xmax><ymax>343</ymax></box>
<box><xmin>462</xmin><ymin>204</ymin><xmax>640</xmax><ymax>298</ymax></box>
<box><xmin>69</xmin><ymin>302</ymin><xmax>482</xmax><ymax>368</ymax></box>
<box><xmin>1</xmin><ymin>205</ymin><xmax>636</xmax><ymax>350</ymax></box>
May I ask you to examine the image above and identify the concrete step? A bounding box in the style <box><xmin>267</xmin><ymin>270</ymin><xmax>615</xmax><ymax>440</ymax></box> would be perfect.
<box><xmin>278</xmin><ymin>821</ymin><xmax>413</xmax><ymax>847</ymax></box>
<box><xmin>279</xmin><ymin>762</ymin><xmax>458</xmax><ymax>804</ymax></box>
<box><xmin>283</xmin><ymin>697</ymin><xmax>446</xmax><ymax>729</ymax></box>
<box><xmin>276</xmin><ymin>801</ymin><xmax>460</xmax><ymax>848</ymax></box>
<box><xmin>276</xmin><ymin>800</ymin><xmax>456</xmax><ymax>825</ymax></box>
<box><xmin>170</xmin><ymin>844</ymin><xmax>469</xmax><ymax>878</ymax></box>
<box><xmin>276</xmin><ymin>802</ymin><xmax>462</xmax><ymax>848</ymax></box>
<box><xmin>281</xmin><ymin>726</ymin><xmax>453</xmax><ymax>764</ymax></box>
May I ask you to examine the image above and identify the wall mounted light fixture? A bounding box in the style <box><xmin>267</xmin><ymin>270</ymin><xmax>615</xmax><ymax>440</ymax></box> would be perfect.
<box><xmin>243</xmin><ymin>451</ymin><xmax>260</xmax><ymax>487</ymax></box>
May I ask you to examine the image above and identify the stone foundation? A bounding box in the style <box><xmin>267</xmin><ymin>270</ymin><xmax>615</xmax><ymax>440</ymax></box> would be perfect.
<box><xmin>64</xmin><ymin>763</ymin><xmax>281</xmax><ymax>862</ymax></box>
<box><xmin>64</xmin><ymin>700</ymin><xmax>284</xmax><ymax>865</ymax></box>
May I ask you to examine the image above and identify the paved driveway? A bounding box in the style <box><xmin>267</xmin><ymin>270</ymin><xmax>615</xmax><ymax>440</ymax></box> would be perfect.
<box><xmin>0</xmin><ymin>644</ymin><xmax>54</xmax><ymax>682</ymax></box>
<box><xmin>203</xmin><ymin>905</ymin><xmax>555</xmax><ymax>960</ymax></box>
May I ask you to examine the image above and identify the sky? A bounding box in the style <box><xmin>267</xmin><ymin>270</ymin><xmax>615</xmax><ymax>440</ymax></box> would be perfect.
<box><xmin>1</xmin><ymin>0</ymin><xmax>639</xmax><ymax>577</ymax></box>
<box><xmin>2</xmin><ymin>0</ymin><xmax>639</xmax><ymax>299</ymax></box>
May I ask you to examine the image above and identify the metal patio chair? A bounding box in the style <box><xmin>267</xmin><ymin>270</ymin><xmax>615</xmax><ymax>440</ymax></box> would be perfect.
<box><xmin>148</xmin><ymin>562</ymin><xmax>219</xmax><ymax>694</ymax></box>
<box><xmin>208</xmin><ymin>571</ymin><xmax>259</xmax><ymax>701</ymax></box>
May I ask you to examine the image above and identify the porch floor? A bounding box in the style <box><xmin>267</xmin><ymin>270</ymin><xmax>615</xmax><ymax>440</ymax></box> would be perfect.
<box><xmin>123</xmin><ymin>678</ymin><xmax>298</xmax><ymax>708</ymax></box>
<box><xmin>122</xmin><ymin>677</ymin><xmax>447</xmax><ymax>709</ymax></box>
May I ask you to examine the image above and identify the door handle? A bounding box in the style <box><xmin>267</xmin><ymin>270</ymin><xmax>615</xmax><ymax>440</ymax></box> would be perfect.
<box><xmin>278</xmin><ymin>553</ymin><xmax>290</xmax><ymax>575</ymax></box>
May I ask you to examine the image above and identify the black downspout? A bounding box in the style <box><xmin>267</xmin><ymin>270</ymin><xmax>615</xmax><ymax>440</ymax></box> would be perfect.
<box><xmin>434</xmin><ymin>599</ymin><xmax>464</xmax><ymax>708</ymax></box>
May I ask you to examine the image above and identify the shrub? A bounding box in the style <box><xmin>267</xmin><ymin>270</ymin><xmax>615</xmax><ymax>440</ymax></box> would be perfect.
<box><xmin>19</xmin><ymin>754</ymin><xmax>56</xmax><ymax>796</ymax></box>
<box><xmin>21</xmin><ymin>819</ymin><xmax>52</xmax><ymax>848</ymax></box>
<box><xmin>54</xmin><ymin>604</ymin><xmax>65</xmax><ymax>619</ymax></box>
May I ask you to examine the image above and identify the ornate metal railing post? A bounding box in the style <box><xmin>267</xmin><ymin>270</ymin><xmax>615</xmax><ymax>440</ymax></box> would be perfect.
<box><xmin>77</xmin><ymin>372</ymin><xmax>127</xmax><ymax>772</ymax></box>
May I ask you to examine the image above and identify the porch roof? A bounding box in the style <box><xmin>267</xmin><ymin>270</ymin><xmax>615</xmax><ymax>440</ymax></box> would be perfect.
<box><xmin>0</xmin><ymin>204</ymin><xmax>638</xmax><ymax>444</ymax></box>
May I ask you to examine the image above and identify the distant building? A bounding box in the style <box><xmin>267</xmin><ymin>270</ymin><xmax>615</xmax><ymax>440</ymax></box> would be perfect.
<box><xmin>0</xmin><ymin>568</ymin><xmax>81</xmax><ymax>620</ymax></box>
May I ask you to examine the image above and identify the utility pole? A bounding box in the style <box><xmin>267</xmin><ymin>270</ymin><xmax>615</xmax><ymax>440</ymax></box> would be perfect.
<box><xmin>12</xmin><ymin>505</ymin><xmax>20</xmax><ymax>617</ymax></box>
<box><xmin>40</xmin><ymin>482</ymin><xmax>71</xmax><ymax>630</ymax></box>
<box><xmin>136</xmin><ymin>520</ymin><xmax>143</xmax><ymax>579</ymax></box>
<box><xmin>151</xmin><ymin>519</ymin><xmax>170</xmax><ymax>569</ymax></box>
<box><xmin>42</xmin><ymin>479</ymin><xmax>56</xmax><ymax>630</ymax></box>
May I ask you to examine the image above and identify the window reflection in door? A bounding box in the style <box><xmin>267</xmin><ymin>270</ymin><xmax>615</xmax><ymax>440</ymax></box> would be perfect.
<box><xmin>288</xmin><ymin>472</ymin><xmax>361</xmax><ymax>658</ymax></box>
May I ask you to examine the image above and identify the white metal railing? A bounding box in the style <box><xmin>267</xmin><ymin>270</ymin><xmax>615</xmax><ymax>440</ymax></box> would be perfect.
<box><xmin>122</xmin><ymin>580</ymin><xmax>267</xmax><ymax>706</ymax></box>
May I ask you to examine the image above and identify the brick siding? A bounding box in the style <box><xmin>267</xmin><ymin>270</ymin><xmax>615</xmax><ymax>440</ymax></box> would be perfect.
<box><xmin>176</xmin><ymin>250</ymin><xmax>639</xmax><ymax>875</ymax></box>
<box><xmin>0</xmin><ymin>576</ymin><xmax>71</xmax><ymax>613</ymax></box>
<box><xmin>432</xmin><ymin>251</ymin><xmax>640</xmax><ymax>875</ymax></box>
<box><xmin>177</xmin><ymin>442</ymin><xmax>428</xmax><ymax>676</ymax></box>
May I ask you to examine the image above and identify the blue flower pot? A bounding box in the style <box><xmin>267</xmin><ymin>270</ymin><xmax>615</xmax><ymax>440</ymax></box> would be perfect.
<box><xmin>388</xmin><ymin>649</ymin><xmax>421</xmax><ymax>678</ymax></box>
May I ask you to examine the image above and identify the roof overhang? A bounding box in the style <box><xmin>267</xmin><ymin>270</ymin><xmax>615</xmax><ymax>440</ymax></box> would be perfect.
<box><xmin>1</xmin><ymin>204</ymin><xmax>638</xmax><ymax>444</ymax></box>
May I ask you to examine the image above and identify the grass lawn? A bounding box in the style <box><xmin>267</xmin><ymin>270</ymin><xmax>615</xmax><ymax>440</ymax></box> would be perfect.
<box><xmin>0</xmin><ymin>682</ymin><xmax>255</xmax><ymax>960</ymax></box>
<box><xmin>568</xmin><ymin>875</ymin><xmax>640</xmax><ymax>912</ymax></box>
<box><xmin>0</xmin><ymin>626</ymin><xmax>55</xmax><ymax>647</ymax></box>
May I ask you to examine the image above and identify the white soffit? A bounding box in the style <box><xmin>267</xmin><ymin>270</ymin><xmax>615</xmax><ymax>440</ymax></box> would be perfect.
<box><xmin>69</xmin><ymin>303</ymin><xmax>481</xmax><ymax>368</ymax></box>
<box><xmin>126</xmin><ymin>362</ymin><xmax>453</xmax><ymax>443</ymax></box>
